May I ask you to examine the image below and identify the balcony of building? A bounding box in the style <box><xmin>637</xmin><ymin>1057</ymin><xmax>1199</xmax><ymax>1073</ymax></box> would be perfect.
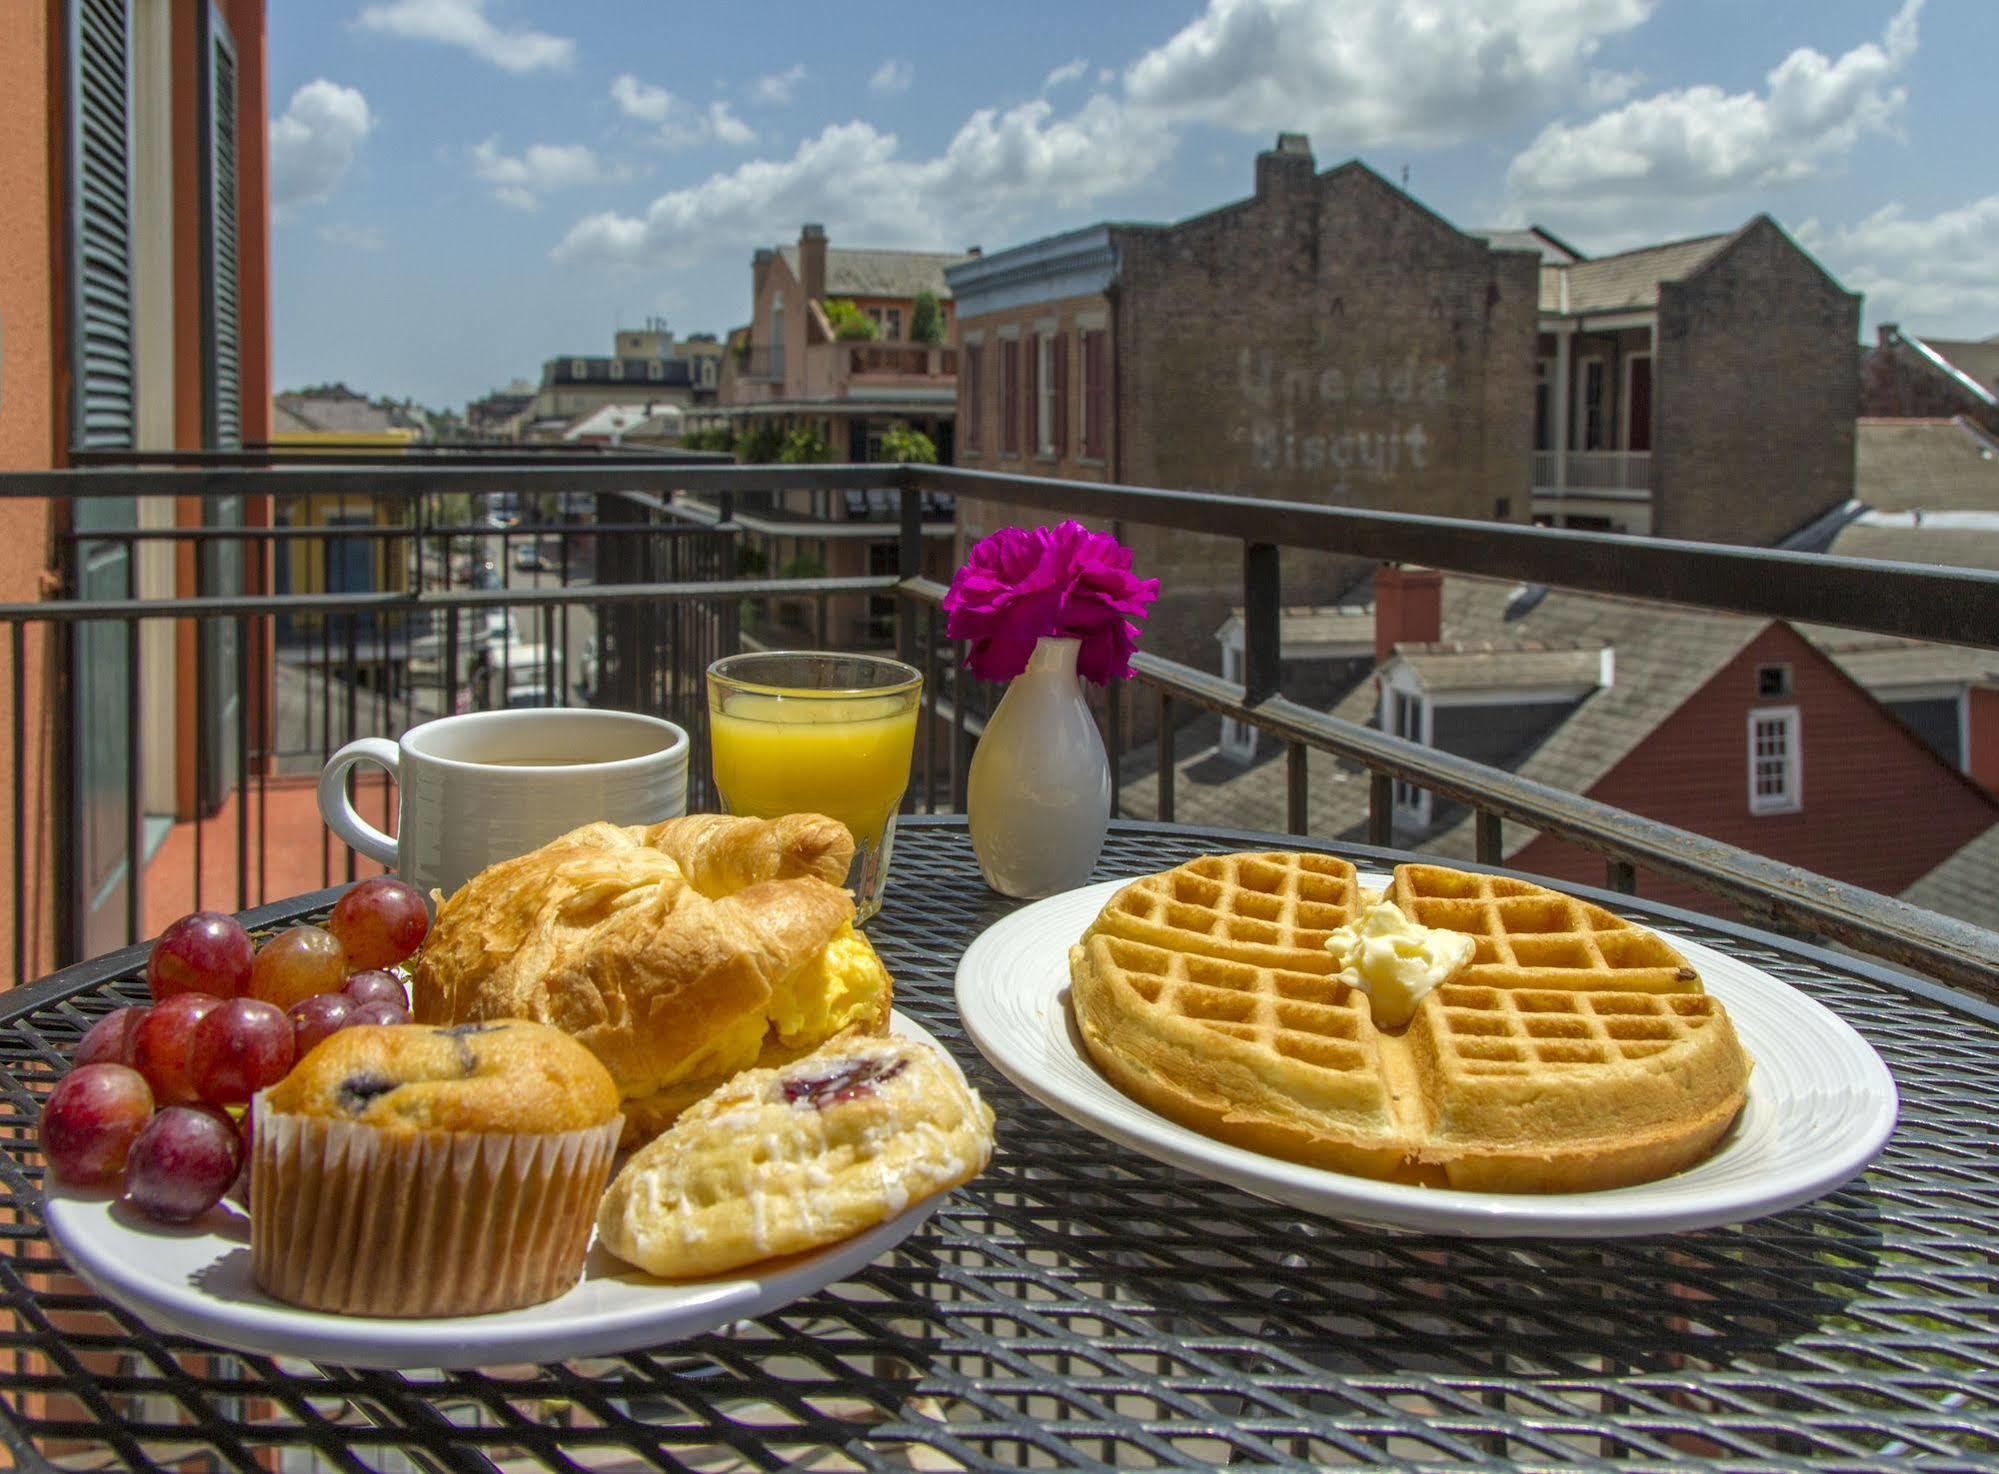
<box><xmin>1532</xmin><ymin>317</ymin><xmax>1657</xmax><ymax>533</ymax></box>
<box><xmin>0</xmin><ymin>452</ymin><xmax>1992</xmax><ymax>1006</ymax></box>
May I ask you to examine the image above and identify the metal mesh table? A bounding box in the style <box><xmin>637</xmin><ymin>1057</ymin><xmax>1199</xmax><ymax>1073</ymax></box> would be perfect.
<box><xmin>2</xmin><ymin>817</ymin><xmax>1996</xmax><ymax>1471</ymax></box>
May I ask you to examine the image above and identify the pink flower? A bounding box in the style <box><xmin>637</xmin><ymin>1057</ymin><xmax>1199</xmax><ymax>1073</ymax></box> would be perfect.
<box><xmin>942</xmin><ymin>521</ymin><xmax>1160</xmax><ymax>684</ymax></box>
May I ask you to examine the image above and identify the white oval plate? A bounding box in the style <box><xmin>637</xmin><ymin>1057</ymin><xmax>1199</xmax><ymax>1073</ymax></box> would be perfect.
<box><xmin>44</xmin><ymin>1012</ymin><xmax>953</xmax><ymax>1369</ymax></box>
<box><xmin>957</xmin><ymin>877</ymin><xmax>1899</xmax><ymax>1238</ymax></box>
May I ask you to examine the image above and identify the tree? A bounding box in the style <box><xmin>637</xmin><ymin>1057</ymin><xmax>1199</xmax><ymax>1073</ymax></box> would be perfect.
<box><xmin>879</xmin><ymin>423</ymin><xmax>937</xmax><ymax>465</ymax></box>
<box><xmin>910</xmin><ymin>290</ymin><xmax>943</xmax><ymax>345</ymax></box>
<box><xmin>736</xmin><ymin>422</ymin><xmax>784</xmax><ymax>463</ymax></box>
<box><xmin>777</xmin><ymin>424</ymin><xmax>831</xmax><ymax>463</ymax></box>
<box><xmin>821</xmin><ymin>298</ymin><xmax>878</xmax><ymax>341</ymax></box>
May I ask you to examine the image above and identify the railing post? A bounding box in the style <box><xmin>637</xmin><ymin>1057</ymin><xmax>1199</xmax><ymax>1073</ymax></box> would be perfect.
<box><xmin>1475</xmin><ymin>811</ymin><xmax>1502</xmax><ymax>865</ymax></box>
<box><xmin>1607</xmin><ymin>860</ymin><xmax>1637</xmax><ymax>895</ymax></box>
<box><xmin>1368</xmin><ymin>773</ymin><xmax>1393</xmax><ymax>848</ymax></box>
<box><xmin>1242</xmin><ymin>542</ymin><xmax>1280</xmax><ymax>708</ymax></box>
<box><xmin>897</xmin><ymin>479</ymin><xmax>921</xmax><ymax>668</ymax></box>
<box><xmin>1286</xmin><ymin>743</ymin><xmax>1308</xmax><ymax>835</ymax></box>
<box><xmin>1157</xmin><ymin>690</ymin><xmax>1174</xmax><ymax>824</ymax></box>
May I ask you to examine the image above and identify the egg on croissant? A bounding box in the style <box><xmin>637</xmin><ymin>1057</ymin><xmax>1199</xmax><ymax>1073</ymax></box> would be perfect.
<box><xmin>409</xmin><ymin>813</ymin><xmax>892</xmax><ymax>1142</ymax></box>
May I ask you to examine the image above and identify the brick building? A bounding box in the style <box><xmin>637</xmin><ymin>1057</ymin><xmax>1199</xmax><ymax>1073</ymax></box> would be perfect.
<box><xmin>1861</xmin><ymin>326</ymin><xmax>1999</xmax><ymax>438</ymax></box>
<box><xmin>1526</xmin><ymin>219</ymin><xmax>1860</xmax><ymax>544</ymax></box>
<box><xmin>704</xmin><ymin>224</ymin><xmax>970</xmax><ymax>461</ymax></box>
<box><xmin>948</xmin><ymin>136</ymin><xmax>1539</xmax><ymax>669</ymax></box>
<box><xmin>948</xmin><ymin>136</ymin><xmax>1861</xmax><ymax>671</ymax></box>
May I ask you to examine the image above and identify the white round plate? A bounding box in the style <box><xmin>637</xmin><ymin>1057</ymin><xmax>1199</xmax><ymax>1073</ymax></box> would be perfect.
<box><xmin>957</xmin><ymin>877</ymin><xmax>1899</xmax><ymax>1238</ymax></box>
<box><xmin>44</xmin><ymin>1012</ymin><xmax>953</xmax><ymax>1369</ymax></box>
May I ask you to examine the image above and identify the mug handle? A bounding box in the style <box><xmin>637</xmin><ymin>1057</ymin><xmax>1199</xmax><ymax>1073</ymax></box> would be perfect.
<box><xmin>318</xmin><ymin>738</ymin><xmax>401</xmax><ymax>869</ymax></box>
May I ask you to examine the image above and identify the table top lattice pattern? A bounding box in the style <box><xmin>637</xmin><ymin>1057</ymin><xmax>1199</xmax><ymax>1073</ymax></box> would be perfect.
<box><xmin>0</xmin><ymin>819</ymin><xmax>1994</xmax><ymax>1471</ymax></box>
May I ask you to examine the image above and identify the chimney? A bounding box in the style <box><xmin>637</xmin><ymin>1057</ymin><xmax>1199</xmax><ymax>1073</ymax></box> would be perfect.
<box><xmin>1255</xmin><ymin>132</ymin><xmax>1315</xmax><ymax>201</ymax></box>
<box><xmin>965</xmin><ymin>245</ymin><xmax>982</xmax><ymax>257</ymax></box>
<box><xmin>798</xmin><ymin>223</ymin><xmax>828</xmax><ymax>304</ymax></box>
<box><xmin>1374</xmin><ymin>564</ymin><xmax>1443</xmax><ymax>665</ymax></box>
<box><xmin>1878</xmin><ymin>322</ymin><xmax>1901</xmax><ymax>349</ymax></box>
<box><xmin>752</xmin><ymin>247</ymin><xmax>774</xmax><ymax>305</ymax></box>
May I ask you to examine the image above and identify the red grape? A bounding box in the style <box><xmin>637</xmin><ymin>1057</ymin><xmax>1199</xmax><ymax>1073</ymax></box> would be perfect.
<box><xmin>146</xmin><ymin>912</ymin><xmax>254</xmax><ymax>1002</ymax></box>
<box><xmin>189</xmin><ymin>999</ymin><xmax>295</xmax><ymax>1106</ymax></box>
<box><xmin>40</xmin><ymin>1064</ymin><xmax>154</xmax><ymax>1187</ymax></box>
<box><xmin>131</xmin><ymin>993</ymin><xmax>222</xmax><ymax>1106</ymax></box>
<box><xmin>248</xmin><ymin>926</ymin><xmax>347</xmax><ymax>1010</ymax></box>
<box><xmin>287</xmin><ymin>992</ymin><xmax>354</xmax><ymax>1057</ymax></box>
<box><xmin>349</xmin><ymin>1000</ymin><xmax>409</xmax><ymax>1027</ymax></box>
<box><xmin>123</xmin><ymin>1106</ymin><xmax>242</xmax><ymax>1223</ymax></box>
<box><xmin>75</xmin><ymin>1006</ymin><xmax>151</xmax><ymax>1068</ymax></box>
<box><xmin>327</xmin><ymin>878</ymin><xmax>430</xmax><ymax>971</ymax></box>
<box><xmin>343</xmin><ymin>970</ymin><xmax>407</xmax><ymax>1010</ymax></box>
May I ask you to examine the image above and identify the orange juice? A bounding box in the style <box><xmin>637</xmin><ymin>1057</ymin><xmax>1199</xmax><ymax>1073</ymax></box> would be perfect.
<box><xmin>709</xmin><ymin>693</ymin><xmax>918</xmax><ymax>848</ymax></box>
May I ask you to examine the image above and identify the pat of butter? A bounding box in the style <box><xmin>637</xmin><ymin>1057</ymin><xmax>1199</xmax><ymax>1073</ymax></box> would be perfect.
<box><xmin>1325</xmin><ymin>901</ymin><xmax>1475</xmax><ymax>1029</ymax></box>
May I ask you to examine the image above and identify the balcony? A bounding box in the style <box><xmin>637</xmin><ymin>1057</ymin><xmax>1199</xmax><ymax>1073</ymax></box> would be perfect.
<box><xmin>1532</xmin><ymin>449</ymin><xmax>1653</xmax><ymax>532</ymax></box>
<box><xmin>0</xmin><ymin>452</ymin><xmax>1993</xmax><ymax>1001</ymax></box>
<box><xmin>842</xmin><ymin>342</ymin><xmax>958</xmax><ymax>380</ymax></box>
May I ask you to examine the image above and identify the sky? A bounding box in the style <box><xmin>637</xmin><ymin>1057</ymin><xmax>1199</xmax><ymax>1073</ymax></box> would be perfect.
<box><xmin>267</xmin><ymin>0</ymin><xmax>1999</xmax><ymax>411</ymax></box>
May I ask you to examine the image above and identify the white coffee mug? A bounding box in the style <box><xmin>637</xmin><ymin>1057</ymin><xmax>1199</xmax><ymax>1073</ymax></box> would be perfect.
<box><xmin>317</xmin><ymin>709</ymin><xmax>689</xmax><ymax>896</ymax></box>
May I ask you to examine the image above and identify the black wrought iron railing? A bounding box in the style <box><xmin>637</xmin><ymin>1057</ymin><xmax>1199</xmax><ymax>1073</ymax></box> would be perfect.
<box><xmin>0</xmin><ymin>455</ymin><xmax>1993</xmax><ymax>998</ymax></box>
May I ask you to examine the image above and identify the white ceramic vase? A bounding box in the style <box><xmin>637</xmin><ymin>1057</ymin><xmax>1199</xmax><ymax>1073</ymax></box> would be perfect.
<box><xmin>967</xmin><ymin>636</ymin><xmax>1112</xmax><ymax>898</ymax></box>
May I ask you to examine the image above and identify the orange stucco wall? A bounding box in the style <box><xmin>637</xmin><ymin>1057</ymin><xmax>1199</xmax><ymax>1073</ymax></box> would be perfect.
<box><xmin>0</xmin><ymin>0</ymin><xmax>61</xmax><ymax>979</ymax></box>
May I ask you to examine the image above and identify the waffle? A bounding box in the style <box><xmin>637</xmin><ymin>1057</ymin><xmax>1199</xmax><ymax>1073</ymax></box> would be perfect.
<box><xmin>1069</xmin><ymin>855</ymin><xmax>1750</xmax><ymax>1192</ymax></box>
<box><xmin>1388</xmin><ymin>864</ymin><xmax>1702</xmax><ymax>994</ymax></box>
<box><xmin>1084</xmin><ymin>851</ymin><xmax>1365</xmax><ymax>973</ymax></box>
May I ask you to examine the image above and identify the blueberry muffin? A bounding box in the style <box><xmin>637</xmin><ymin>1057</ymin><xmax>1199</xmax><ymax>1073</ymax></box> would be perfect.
<box><xmin>251</xmin><ymin>1021</ymin><xmax>622</xmax><ymax>1317</ymax></box>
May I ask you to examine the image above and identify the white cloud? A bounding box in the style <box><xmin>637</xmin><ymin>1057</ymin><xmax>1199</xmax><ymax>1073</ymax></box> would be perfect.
<box><xmin>749</xmin><ymin>63</ymin><xmax>806</xmax><ymax>106</ymax></box>
<box><xmin>613</xmin><ymin>76</ymin><xmax>757</xmax><ymax>150</ymax></box>
<box><xmin>869</xmin><ymin>58</ymin><xmax>913</xmax><ymax>96</ymax></box>
<box><xmin>471</xmin><ymin>136</ymin><xmax>604</xmax><ymax>211</ymax></box>
<box><xmin>554</xmin><ymin>93</ymin><xmax>1173</xmax><ymax>267</ymax></box>
<box><xmin>356</xmin><ymin>0</ymin><xmax>572</xmax><ymax>74</ymax></box>
<box><xmin>1806</xmin><ymin>194</ymin><xmax>1999</xmax><ymax>333</ymax></box>
<box><xmin>1122</xmin><ymin>0</ymin><xmax>1657</xmax><ymax>148</ymax></box>
<box><xmin>318</xmin><ymin>221</ymin><xmax>386</xmax><ymax>252</ymax></box>
<box><xmin>706</xmin><ymin>101</ymin><xmax>757</xmax><ymax>148</ymax></box>
<box><xmin>1043</xmin><ymin>57</ymin><xmax>1088</xmax><ymax>91</ymax></box>
<box><xmin>1508</xmin><ymin>0</ymin><xmax>1922</xmax><ymax>218</ymax></box>
<box><xmin>269</xmin><ymin>79</ymin><xmax>374</xmax><ymax>217</ymax></box>
<box><xmin>611</xmin><ymin>73</ymin><xmax>671</xmax><ymax>123</ymax></box>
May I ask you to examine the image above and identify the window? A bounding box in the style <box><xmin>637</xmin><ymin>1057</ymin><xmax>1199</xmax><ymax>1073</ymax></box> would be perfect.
<box><xmin>570</xmin><ymin>358</ymin><xmax>588</xmax><ymax>378</ymax></box>
<box><xmin>609</xmin><ymin>360</ymin><xmax>624</xmax><ymax>380</ymax></box>
<box><xmin>1748</xmin><ymin>707</ymin><xmax>1801</xmax><ymax>815</ymax></box>
<box><xmin>1578</xmin><ymin>358</ymin><xmax>1608</xmax><ymax>450</ymax></box>
<box><xmin>647</xmin><ymin>361</ymin><xmax>665</xmax><ymax>381</ymax></box>
<box><xmin>1388</xmin><ymin>689</ymin><xmax>1430</xmax><ymax>824</ymax></box>
<box><xmin>769</xmin><ymin>293</ymin><xmax>785</xmax><ymax>378</ymax></box>
<box><xmin>1036</xmin><ymin>335</ymin><xmax>1058</xmax><ymax>455</ymax></box>
<box><xmin>1081</xmin><ymin>329</ymin><xmax>1108</xmax><ymax>459</ymax></box>
<box><xmin>1000</xmin><ymin>338</ymin><xmax>1021</xmax><ymax>455</ymax></box>
<box><xmin>1756</xmin><ymin>664</ymin><xmax>1792</xmax><ymax>698</ymax></box>
<box><xmin>1051</xmin><ymin>331</ymin><xmax>1068</xmax><ymax>457</ymax></box>
<box><xmin>884</xmin><ymin>307</ymin><xmax>902</xmax><ymax>340</ymax></box>
<box><xmin>961</xmin><ymin>343</ymin><xmax>982</xmax><ymax>452</ymax></box>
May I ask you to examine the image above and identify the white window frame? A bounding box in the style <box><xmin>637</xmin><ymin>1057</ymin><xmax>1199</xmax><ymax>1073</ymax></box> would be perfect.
<box><xmin>648</xmin><ymin>361</ymin><xmax>665</xmax><ymax>381</ymax></box>
<box><xmin>1387</xmin><ymin>683</ymin><xmax>1434</xmax><ymax>827</ymax></box>
<box><xmin>609</xmin><ymin>360</ymin><xmax>624</xmax><ymax>381</ymax></box>
<box><xmin>885</xmin><ymin>307</ymin><xmax>902</xmax><ymax>340</ymax></box>
<box><xmin>1747</xmin><ymin>706</ymin><xmax>1802</xmax><ymax>815</ymax></box>
<box><xmin>1036</xmin><ymin>334</ymin><xmax>1057</xmax><ymax>456</ymax></box>
<box><xmin>569</xmin><ymin>358</ymin><xmax>588</xmax><ymax>378</ymax></box>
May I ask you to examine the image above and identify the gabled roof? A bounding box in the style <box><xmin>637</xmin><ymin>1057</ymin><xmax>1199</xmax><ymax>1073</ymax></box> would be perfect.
<box><xmin>1121</xmin><ymin>576</ymin><xmax>1764</xmax><ymax>861</ymax></box>
<box><xmin>1914</xmin><ymin>338</ymin><xmax>1999</xmax><ymax>404</ymax></box>
<box><xmin>1903</xmin><ymin>823</ymin><xmax>1999</xmax><ymax>930</ymax></box>
<box><xmin>778</xmin><ymin>246</ymin><xmax>973</xmax><ymax>301</ymax></box>
<box><xmin>1853</xmin><ymin>417</ymin><xmax>1999</xmax><ymax>514</ymax></box>
<box><xmin>1471</xmin><ymin>226</ymin><xmax>1584</xmax><ymax>264</ymax></box>
<box><xmin>1539</xmin><ymin>231</ymin><xmax>1733</xmax><ymax>315</ymax></box>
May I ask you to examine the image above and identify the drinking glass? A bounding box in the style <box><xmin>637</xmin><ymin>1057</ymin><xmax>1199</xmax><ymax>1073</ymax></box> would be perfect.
<box><xmin>706</xmin><ymin>651</ymin><xmax>923</xmax><ymax>922</ymax></box>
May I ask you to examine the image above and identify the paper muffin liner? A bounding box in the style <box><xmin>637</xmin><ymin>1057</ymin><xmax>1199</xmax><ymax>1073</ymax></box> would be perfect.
<box><xmin>249</xmin><ymin>1105</ymin><xmax>623</xmax><ymax>1318</ymax></box>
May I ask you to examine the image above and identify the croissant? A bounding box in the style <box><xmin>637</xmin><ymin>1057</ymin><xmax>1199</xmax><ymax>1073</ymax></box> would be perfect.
<box><xmin>410</xmin><ymin>813</ymin><xmax>893</xmax><ymax>1142</ymax></box>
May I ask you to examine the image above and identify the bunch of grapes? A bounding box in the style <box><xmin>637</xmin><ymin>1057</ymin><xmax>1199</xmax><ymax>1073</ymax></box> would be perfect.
<box><xmin>39</xmin><ymin>876</ymin><xmax>430</xmax><ymax>1225</ymax></box>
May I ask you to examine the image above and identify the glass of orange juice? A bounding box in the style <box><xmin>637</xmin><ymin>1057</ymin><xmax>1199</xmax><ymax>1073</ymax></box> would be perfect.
<box><xmin>706</xmin><ymin>651</ymin><xmax>922</xmax><ymax>922</ymax></box>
